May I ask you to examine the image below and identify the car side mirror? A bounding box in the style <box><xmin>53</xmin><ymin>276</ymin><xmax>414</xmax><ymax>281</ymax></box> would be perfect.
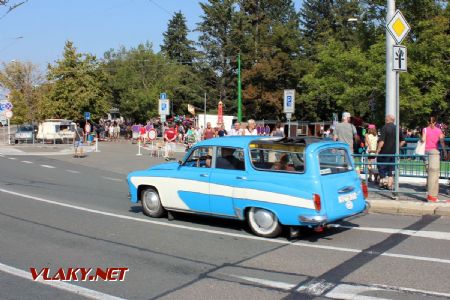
<box><xmin>178</xmin><ymin>160</ymin><xmax>183</xmax><ymax>165</ymax></box>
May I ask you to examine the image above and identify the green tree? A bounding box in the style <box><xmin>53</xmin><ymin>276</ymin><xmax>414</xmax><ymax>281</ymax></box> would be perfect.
<box><xmin>197</xmin><ymin>0</ymin><xmax>240</xmax><ymax>114</ymax></box>
<box><xmin>161</xmin><ymin>11</ymin><xmax>197</xmax><ymax>64</ymax></box>
<box><xmin>0</xmin><ymin>60</ymin><xmax>44</xmax><ymax>124</ymax></box>
<box><xmin>401</xmin><ymin>11</ymin><xmax>450</xmax><ymax>128</ymax></box>
<box><xmin>103</xmin><ymin>43</ymin><xmax>203</xmax><ymax>121</ymax></box>
<box><xmin>45</xmin><ymin>41</ymin><xmax>110</xmax><ymax>121</ymax></box>
<box><xmin>300</xmin><ymin>38</ymin><xmax>386</xmax><ymax>122</ymax></box>
<box><xmin>237</xmin><ymin>0</ymin><xmax>302</xmax><ymax>120</ymax></box>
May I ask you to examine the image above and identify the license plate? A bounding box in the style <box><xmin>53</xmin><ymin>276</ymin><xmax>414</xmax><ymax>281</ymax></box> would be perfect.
<box><xmin>338</xmin><ymin>192</ymin><xmax>357</xmax><ymax>203</ymax></box>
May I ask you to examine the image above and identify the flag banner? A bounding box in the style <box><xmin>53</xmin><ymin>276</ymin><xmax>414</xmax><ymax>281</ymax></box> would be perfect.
<box><xmin>188</xmin><ymin>104</ymin><xmax>195</xmax><ymax>115</ymax></box>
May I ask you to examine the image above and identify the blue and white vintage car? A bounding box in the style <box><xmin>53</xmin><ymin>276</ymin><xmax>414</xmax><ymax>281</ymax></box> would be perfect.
<box><xmin>127</xmin><ymin>136</ymin><xmax>368</xmax><ymax>238</ymax></box>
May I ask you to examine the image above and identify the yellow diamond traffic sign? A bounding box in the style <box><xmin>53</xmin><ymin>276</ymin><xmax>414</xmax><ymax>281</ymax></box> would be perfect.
<box><xmin>387</xmin><ymin>10</ymin><xmax>411</xmax><ymax>44</ymax></box>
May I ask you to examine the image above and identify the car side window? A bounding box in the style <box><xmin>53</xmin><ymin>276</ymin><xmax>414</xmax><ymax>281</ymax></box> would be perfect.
<box><xmin>215</xmin><ymin>147</ymin><xmax>245</xmax><ymax>171</ymax></box>
<box><xmin>250</xmin><ymin>147</ymin><xmax>304</xmax><ymax>173</ymax></box>
<box><xmin>183</xmin><ymin>147</ymin><xmax>212</xmax><ymax>168</ymax></box>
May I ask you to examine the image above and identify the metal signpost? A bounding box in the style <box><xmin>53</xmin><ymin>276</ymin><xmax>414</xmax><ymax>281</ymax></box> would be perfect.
<box><xmin>386</xmin><ymin>9</ymin><xmax>410</xmax><ymax>195</ymax></box>
<box><xmin>283</xmin><ymin>89</ymin><xmax>295</xmax><ymax>138</ymax></box>
<box><xmin>0</xmin><ymin>101</ymin><xmax>14</xmax><ymax>144</ymax></box>
<box><xmin>158</xmin><ymin>93</ymin><xmax>169</xmax><ymax>158</ymax></box>
<box><xmin>159</xmin><ymin>93</ymin><xmax>170</xmax><ymax>124</ymax></box>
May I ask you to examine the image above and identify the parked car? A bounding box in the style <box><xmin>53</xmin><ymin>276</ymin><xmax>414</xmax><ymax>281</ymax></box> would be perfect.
<box><xmin>127</xmin><ymin>136</ymin><xmax>369</xmax><ymax>238</ymax></box>
<box><xmin>14</xmin><ymin>124</ymin><xmax>37</xmax><ymax>144</ymax></box>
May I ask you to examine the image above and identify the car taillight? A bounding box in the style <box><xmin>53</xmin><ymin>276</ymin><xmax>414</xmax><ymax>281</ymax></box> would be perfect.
<box><xmin>313</xmin><ymin>194</ymin><xmax>321</xmax><ymax>212</ymax></box>
<box><xmin>361</xmin><ymin>182</ymin><xmax>369</xmax><ymax>199</ymax></box>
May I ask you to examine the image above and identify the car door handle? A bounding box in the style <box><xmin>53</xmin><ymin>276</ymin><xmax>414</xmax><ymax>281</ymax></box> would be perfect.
<box><xmin>200</xmin><ymin>174</ymin><xmax>209</xmax><ymax>177</ymax></box>
<box><xmin>236</xmin><ymin>176</ymin><xmax>247</xmax><ymax>180</ymax></box>
<box><xmin>338</xmin><ymin>186</ymin><xmax>355</xmax><ymax>194</ymax></box>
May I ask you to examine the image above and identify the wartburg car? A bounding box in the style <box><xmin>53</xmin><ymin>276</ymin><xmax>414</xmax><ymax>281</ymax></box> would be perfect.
<box><xmin>127</xmin><ymin>136</ymin><xmax>368</xmax><ymax>238</ymax></box>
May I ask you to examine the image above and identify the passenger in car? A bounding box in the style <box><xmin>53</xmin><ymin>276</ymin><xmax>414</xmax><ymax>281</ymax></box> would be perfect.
<box><xmin>273</xmin><ymin>154</ymin><xmax>295</xmax><ymax>171</ymax></box>
<box><xmin>216</xmin><ymin>148</ymin><xmax>240</xmax><ymax>170</ymax></box>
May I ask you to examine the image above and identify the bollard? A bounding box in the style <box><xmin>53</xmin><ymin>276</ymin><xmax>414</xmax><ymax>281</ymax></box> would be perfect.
<box><xmin>136</xmin><ymin>139</ymin><xmax>142</xmax><ymax>156</ymax></box>
<box><xmin>94</xmin><ymin>137</ymin><xmax>100</xmax><ymax>152</ymax></box>
<box><xmin>427</xmin><ymin>149</ymin><xmax>440</xmax><ymax>202</ymax></box>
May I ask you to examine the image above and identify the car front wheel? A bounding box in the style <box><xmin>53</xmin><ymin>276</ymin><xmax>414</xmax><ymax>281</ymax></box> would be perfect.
<box><xmin>247</xmin><ymin>207</ymin><xmax>282</xmax><ymax>238</ymax></box>
<box><xmin>141</xmin><ymin>188</ymin><xmax>165</xmax><ymax>218</ymax></box>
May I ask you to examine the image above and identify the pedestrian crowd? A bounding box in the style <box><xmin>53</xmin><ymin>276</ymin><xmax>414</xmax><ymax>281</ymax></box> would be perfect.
<box><xmin>333</xmin><ymin>111</ymin><xmax>448</xmax><ymax>200</ymax></box>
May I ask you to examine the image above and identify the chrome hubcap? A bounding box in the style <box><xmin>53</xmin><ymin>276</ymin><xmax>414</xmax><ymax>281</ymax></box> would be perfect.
<box><xmin>253</xmin><ymin>209</ymin><xmax>275</xmax><ymax>229</ymax></box>
<box><xmin>143</xmin><ymin>191</ymin><xmax>160</xmax><ymax>211</ymax></box>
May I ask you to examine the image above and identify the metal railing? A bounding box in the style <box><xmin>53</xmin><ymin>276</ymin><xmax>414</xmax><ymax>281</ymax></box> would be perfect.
<box><xmin>353</xmin><ymin>152</ymin><xmax>449</xmax><ymax>197</ymax></box>
<box><xmin>353</xmin><ymin>153</ymin><xmax>450</xmax><ymax>179</ymax></box>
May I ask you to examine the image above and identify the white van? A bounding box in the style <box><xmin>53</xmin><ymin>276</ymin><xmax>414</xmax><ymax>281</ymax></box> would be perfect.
<box><xmin>36</xmin><ymin>119</ymin><xmax>77</xmax><ymax>143</ymax></box>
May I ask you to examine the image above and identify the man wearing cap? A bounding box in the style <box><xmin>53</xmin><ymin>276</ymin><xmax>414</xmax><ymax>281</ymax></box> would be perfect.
<box><xmin>333</xmin><ymin>112</ymin><xmax>358</xmax><ymax>153</ymax></box>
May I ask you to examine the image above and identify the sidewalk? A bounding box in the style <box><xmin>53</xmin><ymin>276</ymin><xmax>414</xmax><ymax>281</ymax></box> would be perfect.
<box><xmin>365</xmin><ymin>175</ymin><xmax>450</xmax><ymax>216</ymax></box>
<box><xmin>1</xmin><ymin>140</ymin><xmax>449</xmax><ymax>217</ymax></box>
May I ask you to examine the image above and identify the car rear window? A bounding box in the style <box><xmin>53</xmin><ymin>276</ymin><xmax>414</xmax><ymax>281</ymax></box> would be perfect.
<box><xmin>249</xmin><ymin>143</ymin><xmax>305</xmax><ymax>173</ymax></box>
<box><xmin>318</xmin><ymin>148</ymin><xmax>352</xmax><ymax>175</ymax></box>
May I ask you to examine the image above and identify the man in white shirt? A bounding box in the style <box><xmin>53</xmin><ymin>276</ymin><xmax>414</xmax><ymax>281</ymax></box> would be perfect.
<box><xmin>229</xmin><ymin>122</ymin><xmax>243</xmax><ymax>136</ymax></box>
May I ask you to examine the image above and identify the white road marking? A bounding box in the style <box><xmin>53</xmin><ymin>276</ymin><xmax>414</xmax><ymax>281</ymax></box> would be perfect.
<box><xmin>102</xmin><ymin>176</ymin><xmax>123</xmax><ymax>182</ymax></box>
<box><xmin>371</xmin><ymin>283</ymin><xmax>450</xmax><ymax>299</ymax></box>
<box><xmin>8</xmin><ymin>157</ymin><xmax>17</xmax><ymax>160</ymax></box>
<box><xmin>21</xmin><ymin>160</ymin><xmax>33</xmax><ymax>164</ymax></box>
<box><xmin>328</xmin><ymin>224</ymin><xmax>450</xmax><ymax>241</ymax></box>
<box><xmin>325</xmin><ymin>283</ymin><xmax>387</xmax><ymax>300</ymax></box>
<box><xmin>225</xmin><ymin>275</ymin><xmax>450</xmax><ymax>299</ymax></box>
<box><xmin>297</xmin><ymin>279</ymin><xmax>335</xmax><ymax>295</ymax></box>
<box><xmin>0</xmin><ymin>262</ymin><xmax>125</xmax><ymax>300</ymax></box>
<box><xmin>65</xmin><ymin>170</ymin><xmax>80</xmax><ymax>174</ymax></box>
<box><xmin>1</xmin><ymin>187</ymin><xmax>450</xmax><ymax>265</ymax></box>
<box><xmin>40</xmin><ymin>165</ymin><xmax>55</xmax><ymax>169</ymax></box>
<box><xmin>228</xmin><ymin>274</ymin><xmax>296</xmax><ymax>290</ymax></box>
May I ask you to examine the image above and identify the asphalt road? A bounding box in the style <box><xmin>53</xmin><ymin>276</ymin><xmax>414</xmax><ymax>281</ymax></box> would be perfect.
<box><xmin>0</xmin><ymin>146</ymin><xmax>450</xmax><ymax>300</ymax></box>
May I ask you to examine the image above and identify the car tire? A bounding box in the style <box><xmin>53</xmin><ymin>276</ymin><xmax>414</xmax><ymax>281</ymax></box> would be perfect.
<box><xmin>141</xmin><ymin>188</ymin><xmax>165</xmax><ymax>218</ymax></box>
<box><xmin>247</xmin><ymin>207</ymin><xmax>282</xmax><ymax>238</ymax></box>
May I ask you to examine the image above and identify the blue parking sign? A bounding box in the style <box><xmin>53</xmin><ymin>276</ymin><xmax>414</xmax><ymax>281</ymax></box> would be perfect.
<box><xmin>159</xmin><ymin>99</ymin><xmax>170</xmax><ymax>115</ymax></box>
<box><xmin>84</xmin><ymin>112</ymin><xmax>90</xmax><ymax>120</ymax></box>
<box><xmin>283</xmin><ymin>90</ymin><xmax>295</xmax><ymax>113</ymax></box>
<box><xmin>160</xmin><ymin>93</ymin><xmax>167</xmax><ymax>100</ymax></box>
<box><xmin>287</xmin><ymin>96</ymin><xmax>292</xmax><ymax>107</ymax></box>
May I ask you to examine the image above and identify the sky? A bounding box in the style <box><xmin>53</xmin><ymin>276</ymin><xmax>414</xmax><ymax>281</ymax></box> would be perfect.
<box><xmin>0</xmin><ymin>0</ymin><xmax>303</xmax><ymax>70</ymax></box>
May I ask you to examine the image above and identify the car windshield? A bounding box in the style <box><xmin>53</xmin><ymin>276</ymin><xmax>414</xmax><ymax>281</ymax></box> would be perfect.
<box><xmin>249</xmin><ymin>142</ymin><xmax>305</xmax><ymax>173</ymax></box>
<box><xmin>18</xmin><ymin>126</ymin><xmax>34</xmax><ymax>132</ymax></box>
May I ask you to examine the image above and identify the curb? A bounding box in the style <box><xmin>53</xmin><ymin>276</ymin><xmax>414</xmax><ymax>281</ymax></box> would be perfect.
<box><xmin>368</xmin><ymin>199</ymin><xmax>450</xmax><ymax>217</ymax></box>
